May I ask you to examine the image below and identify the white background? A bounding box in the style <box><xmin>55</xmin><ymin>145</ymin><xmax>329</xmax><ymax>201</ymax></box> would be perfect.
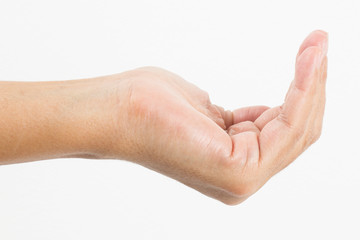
<box><xmin>0</xmin><ymin>0</ymin><xmax>359</xmax><ymax>239</ymax></box>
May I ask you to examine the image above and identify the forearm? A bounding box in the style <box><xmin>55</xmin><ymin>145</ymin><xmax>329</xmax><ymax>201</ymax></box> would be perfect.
<box><xmin>0</xmin><ymin>76</ymin><xmax>120</xmax><ymax>165</ymax></box>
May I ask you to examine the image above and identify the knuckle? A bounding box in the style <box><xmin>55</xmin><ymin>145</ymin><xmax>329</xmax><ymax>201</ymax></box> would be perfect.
<box><xmin>200</xmin><ymin>91</ymin><xmax>211</xmax><ymax>107</ymax></box>
<box><xmin>219</xmin><ymin>194</ymin><xmax>246</xmax><ymax>206</ymax></box>
<box><xmin>215</xmin><ymin>156</ymin><xmax>261</xmax><ymax>205</ymax></box>
<box><xmin>302</xmin><ymin>131</ymin><xmax>314</xmax><ymax>148</ymax></box>
<box><xmin>311</xmin><ymin>128</ymin><xmax>322</xmax><ymax>144</ymax></box>
<box><xmin>224</xmin><ymin>179</ymin><xmax>258</xmax><ymax>203</ymax></box>
<box><xmin>290</xmin><ymin>124</ymin><xmax>306</xmax><ymax>142</ymax></box>
<box><xmin>220</xmin><ymin>170</ymin><xmax>259</xmax><ymax>202</ymax></box>
<box><xmin>298</xmin><ymin>127</ymin><xmax>322</xmax><ymax>151</ymax></box>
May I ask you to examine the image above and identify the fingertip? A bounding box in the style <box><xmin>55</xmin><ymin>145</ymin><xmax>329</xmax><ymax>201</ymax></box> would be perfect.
<box><xmin>311</xmin><ymin>29</ymin><xmax>328</xmax><ymax>39</ymax></box>
<box><xmin>295</xmin><ymin>46</ymin><xmax>322</xmax><ymax>91</ymax></box>
<box><xmin>297</xmin><ymin>30</ymin><xmax>328</xmax><ymax>59</ymax></box>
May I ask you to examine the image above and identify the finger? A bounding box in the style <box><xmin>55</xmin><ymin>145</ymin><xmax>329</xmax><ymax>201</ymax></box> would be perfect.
<box><xmin>214</xmin><ymin>105</ymin><xmax>269</xmax><ymax>130</ymax></box>
<box><xmin>227</xmin><ymin>121</ymin><xmax>260</xmax><ymax>136</ymax></box>
<box><xmin>282</xmin><ymin>29</ymin><xmax>328</xmax><ymax>103</ymax></box>
<box><xmin>286</xmin><ymin>31</ymin><xmax>328</xmax><ymax>128</ymax></box>
<box><xmin>232</xmin><ymin>106</ymin><xmax>270</xmax><ymax>124</ymax></box>
<box><xmin>230</xmin><ymin>131</ymin><xmax>259</xmax><ymax>167</ymax></box>
<box><xmin>213</xmin><ymin>105</ymin><xmax>234</xmax><ymax>129</ymax></box>
<box><xmin>260</xmin><ymin>31</ymin><xmax>328</xmax><ymax>174</ymax></box>
<box><xmin>254</xmin><ymin>106</ymin><xmax>281</xmax><ymax>131</ymax></box>
<box><xmin>276</xmin><ymin>54</ymin><xmax>328</xmax><ymax>174</ymax></box>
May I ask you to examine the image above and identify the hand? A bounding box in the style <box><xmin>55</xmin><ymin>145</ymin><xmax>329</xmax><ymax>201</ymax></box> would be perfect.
<box><xmin>104</xmin><ymin>30</ymin><xmax>328</xmax><ymax>205</ymax></box>
<box><xmin>0</xmin><ymin>30</ymin><xmax>327</xmax><ymax>205</ymax></box>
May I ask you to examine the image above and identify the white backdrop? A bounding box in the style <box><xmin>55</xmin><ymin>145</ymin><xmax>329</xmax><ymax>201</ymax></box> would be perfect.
<box><xmin>0</xmin><ymin>0</ymin><xmax>359</xmax><ymax>239</ymax></box>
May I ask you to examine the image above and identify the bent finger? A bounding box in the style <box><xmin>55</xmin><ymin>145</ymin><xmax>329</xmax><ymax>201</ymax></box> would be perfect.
<box><xmin>232</xmin><ymin>106</ymin><xmax>270</xmax><ymax>124</ymax></box>
<box><xmin>227</xmin><ymin>121</ymin><xmax>260</xmax><ymax>136</ymax></box>
<box><xmin>254</xmin><ymin>106</ymin><xmax>281</xmax><ymax>131</ymax></box>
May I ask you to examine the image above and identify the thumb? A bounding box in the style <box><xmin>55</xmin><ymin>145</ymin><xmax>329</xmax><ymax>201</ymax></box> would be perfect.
<box><xmin>259</xmin><ymin>30</ymin><xmax>328</xmax><ymax>173</ymax></box>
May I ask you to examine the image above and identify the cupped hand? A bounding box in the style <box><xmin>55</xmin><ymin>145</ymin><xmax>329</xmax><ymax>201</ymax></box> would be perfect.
<box><xmin>107</xmin><ymin>30</ymin><xmax>328</xmax><ymax>205</ymax></box>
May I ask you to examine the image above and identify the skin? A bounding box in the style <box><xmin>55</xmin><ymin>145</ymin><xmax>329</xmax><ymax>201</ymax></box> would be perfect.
<box><xmin>0</xmin><ymin>30</ymin><xmax>328</xmax><ymax>205</ymax></box>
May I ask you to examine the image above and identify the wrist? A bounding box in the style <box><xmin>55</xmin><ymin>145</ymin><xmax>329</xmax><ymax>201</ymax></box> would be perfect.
<box><xmin>56</xmin><ymin>74</ymin><xmax>131</xmax><ymax>160</ymax></box>
<box><xmin>67</xmin><ymin>73</ymin><xmax>136</xmax><ymax>161</ymax></box>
